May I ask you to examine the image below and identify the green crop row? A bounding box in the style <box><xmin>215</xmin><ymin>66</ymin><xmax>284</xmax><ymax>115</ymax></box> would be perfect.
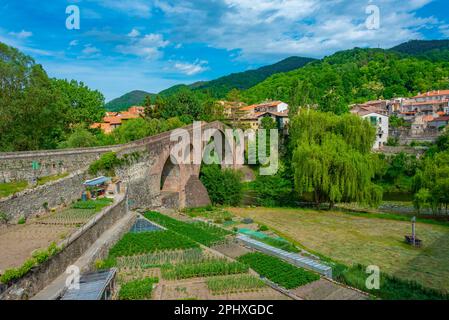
<box><xmin>206</xmin><ymin>275</ymin><xmax>266</xmax><ymax>295</ymax></box>
<box><xmin>237</xmin><ymin>253</ymin><xmax>320</xmax><ymax>289</ymax></box>
<box><xmin>143</xmin><ymin>211</ymin><xmax>232</xmax><ymax>246</ymax></box>
<box><xmin>161</xmin><ymin>259</ymin><xmax>249</xmax><ymax>280</ymax></box>
<box><xmin>116</xmin><ymin>248</ymin><xmax>206</xmax><ymax>269</ymax></box>
<box><xmin>118</xmin><ymin>277</ymin><xmax>159</xmax><ymax>300</ymax></box>
<box><xmin>108</xmin><ymin>230</ymin><xmax>199</xmax><ymax>258</ymax></box>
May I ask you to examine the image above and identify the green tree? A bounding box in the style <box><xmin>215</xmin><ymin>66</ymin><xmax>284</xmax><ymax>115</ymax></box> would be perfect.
<box><xmin>159</xmin><ymin>89</ymin><xmax>204</xmax><ymax>120</ymax></box>
<box><xmin>413</xmin><ymin>188</ymin><xmax>432</xmax><ymax>214</ymax></box>
<box><xmin>59</xmin><ymin>127</ymin><xmax>99</xmax><ymax>148</ymax></box>
<box><xmin>290</xmin><ymin>111</ymin><xmax>381</xmax><ymax>208</ymax></box>
<box><xmin>0</xmin><ymin>42</ymin><xmax>66</xmax><ymax>151</ymax></box>
<box><xmin>413</xmin><ymin>151</ymin><xmax>449</xmax><ymax>214</ymax></box>
<box><xmin>113</xmin><ymin>118</ymin><xmax>158</xmax><ymax>144</ymax></box>
<box><xmin>200</xmin><ymin>165</ymin><xmax>243</xmax><ymax>206</ymax></box>
<box><xmin>51</xmin><ymin>79</ymin><xmax>105</xmax><ymax>126</ymax></box>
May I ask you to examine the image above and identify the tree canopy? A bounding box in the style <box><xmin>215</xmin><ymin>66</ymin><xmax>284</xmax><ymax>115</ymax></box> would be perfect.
<box><xmin>0</xmin><ymin>42</ymin><xmax>106</xmax><ymax>151</ymax></box>
<box><xmin>290</xmin><ymin>111</ymin><xmax>382</xmax><ymax>208</ymax></box>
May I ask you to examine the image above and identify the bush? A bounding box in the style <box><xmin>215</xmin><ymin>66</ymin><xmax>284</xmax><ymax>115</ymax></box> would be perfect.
<box><xmin>88</xmin><ymin>152</ymin><xmax>123</xmax><ymax>176</ymax></box>
<box><xmin>17</xmin><ymin>216</ymin><xmax>26</xmax><ymax>225</ymax></box>
<box><xmin>200</xmin><ymin>164</ymin><xmax>243</xmax><ymax>206</ymax></box>
<box><xmin>0</xmin><ymin>242</ymin><xmax>60</xmax><ymax>284</ymax></box>
<box><xmin>250</xmin><ymin>175</ymin><xmax>295</xmax><ymax>207</ymax></box>
<box><xmin>0</xmin><ymin>211</ymin><xmax>11</xmax><ymax>225</ymax></box>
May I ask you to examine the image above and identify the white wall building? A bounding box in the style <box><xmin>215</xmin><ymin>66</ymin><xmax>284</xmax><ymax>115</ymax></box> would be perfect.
<box><xmin>361</xmin><ymin>113</ymin><xmax>389</xmax><ymax>150</ymax></box>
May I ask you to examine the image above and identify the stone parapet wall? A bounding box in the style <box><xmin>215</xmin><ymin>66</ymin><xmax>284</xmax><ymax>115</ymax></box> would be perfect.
<box><xmin>0</xmin><ymin>121</ymin><xmax>225</xmax><ymax>183</ymax></box>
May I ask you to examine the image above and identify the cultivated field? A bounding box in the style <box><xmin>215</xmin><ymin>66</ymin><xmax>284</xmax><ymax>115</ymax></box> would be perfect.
<box><xmin>228</xmin><ymin>207</ymin><xmax>449</xmax><ymax>292</ymax></box>
<box><xmin>0</xmin><ymin>198</ymin><xmax>113</xmax><ymax>273</ymax></box>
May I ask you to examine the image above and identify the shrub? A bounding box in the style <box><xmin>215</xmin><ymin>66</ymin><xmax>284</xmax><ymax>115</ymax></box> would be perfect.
<box><xmin>258</xmin><ymin>225</ymin><xmax>269</xmax><ymax>232</ymax></box>
<box><xmin>88</xmin><ymin>152</ymin><xmax>123</xmax><ymax>176</ymax></box>
<box><xmin>0</xmin><ymin>242</ymin><xmax>60</xmax><ymax>284</ymax></box>
<box><xmin>17</xmin><ymin>216</ymin><xmax>26</xmax><ymax>225</ymax></box>
<box><xmin>200</xmin><ymin>164</ymin><xmax>243</xmax><ymax>206</ymax></box>
<box><xmin>250</xmin><ymin>175</ymin><xmax>295</xmax><ymax>207</ymax></box>
<box><xmin>0</xmin><ymin>211</ymin><xmax>11</xmax><ymax>225</ymax></box>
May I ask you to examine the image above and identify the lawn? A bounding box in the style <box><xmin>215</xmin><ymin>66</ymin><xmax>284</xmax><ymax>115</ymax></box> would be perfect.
<box><xmin>0</xmin><ymin>181</ymin><xmax>28</xmax><ymax>198</ymax></box>
<box><xmin>228</xmin><ymin>207</ymin><xmax>449</xmax><ymax>293</ymax></box>
<box><xmin>37</xmin><ymin>173</ymin><xmax>69</xmax><ymax>186</ymax></box>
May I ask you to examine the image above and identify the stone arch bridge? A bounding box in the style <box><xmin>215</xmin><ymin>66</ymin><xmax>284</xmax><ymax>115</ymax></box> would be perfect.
<box><xmin>0</xmin><ymin>121</ymin><xmax>242</xmax><ymax>211</ymax></box>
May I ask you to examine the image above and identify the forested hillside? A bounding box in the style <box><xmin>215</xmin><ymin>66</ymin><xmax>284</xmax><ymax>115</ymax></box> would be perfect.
<box><xmin>390</xmin><ymin>40</ymin><xmax>449</xmax><ymax>61</ymax></box>
<box><xmin>105</xmin><ymin>90</ymin><xmax>155</xmax><ymax>111</ymax></box>
<box><xmin>242</xmin><ymin>48</ymin><xmax>449</xmax><ymax>114</ymax></box>
<box><xmin>157</xmin><ymin>56</ymin><xmax>315</xmax><ymax>99</ymax></box>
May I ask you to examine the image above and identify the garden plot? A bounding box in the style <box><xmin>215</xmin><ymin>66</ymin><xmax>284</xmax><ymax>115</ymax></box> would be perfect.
<box><xmin>37</xmin><ymin>209</ymin><xmax>98</xmax><ymax>225</ymax></box>
<box><xmin>212</xmin><ymin>242</ymin><xmax>252</xmax><ymax>259</ymax></box>
<box><xmin>0</xmin><ymin>224</ymin><xmax>75</xmax><ymax>271</ymax></box>
<box><xmin>155</xmin><ymin>277</ymin><xmax>290</xmax><ymax>300</ymax></box>
<box><xmin>0</xmin><ymin>198</ymin><xmax>115</xmax><ymax>274</ymax></box>
<box><xmin>105</xmin><ymin>211</ymin><xmax>295</xmax><ymax>300</ymax></box>
<box><xmin>143</xmin><ymin>211</ymin><xmax>233</xmax><ymax>247</ymax></box>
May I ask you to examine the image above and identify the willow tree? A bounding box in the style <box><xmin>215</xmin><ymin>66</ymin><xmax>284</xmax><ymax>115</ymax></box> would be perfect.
<box><xmin>290</xmin><ymin>110</ymin><xmax>382</xmax><ymax>208</ymax></box>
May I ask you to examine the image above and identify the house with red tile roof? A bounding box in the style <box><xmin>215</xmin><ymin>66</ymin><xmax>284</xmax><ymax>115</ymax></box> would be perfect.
<box><xmin>90</xmin><ymin>106</ymin><xmax>144</xmax><ymax>134</ymax></box>
<box><xmin>235</xmin><ymin>100</ymin><xmax>289</xmax><ymax>130</ymax></box>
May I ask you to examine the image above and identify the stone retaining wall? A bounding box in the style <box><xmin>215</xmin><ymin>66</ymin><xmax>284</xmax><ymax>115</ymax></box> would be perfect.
<box><xmin>0</xmin><ymin>170</ymin><xmax>88</xmax><ymax>222</ymax></box>
<box><xmin>0</xmin><ymin>194</ymin><xmax>127</xmax><ymax>300</ymax></box>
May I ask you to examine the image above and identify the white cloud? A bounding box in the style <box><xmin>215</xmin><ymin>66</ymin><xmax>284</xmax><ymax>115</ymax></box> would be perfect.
<box><xmin>93</xmin><ymin>0</ymin><xmax>152</xmax><ymax>18</ymax></box>
<box><xmin>117</xmin><ymin>33</ymin><xmax>170</xmax><ymax>60</ymax></box>
<box><xmin>155</xmin><ymin>0</ymin><xmax>442</xmax><ymax>60</ymax></box>
<box><xmin>440</xmin><ymin>25</ymin><xmax>449</xmax><ymax>37</ymax></box>
<box><xmin>173</xmin><ymin>60</ymin><xmax>209</xmax><ymax>75</ymax></box>
<box><xmin>9</xmin><ymin>30</ymin><xmax>33</xmax><ymax>39</ymax></box>
<box><xmin>128</xmin><ymin>28</ymin><xmax>141</xmax><ymax>38</ymax></box>
<box><xmin>81</xmin><ymin>44</ymin><xmax>101</xmax><ymax>58</ymax></box>
<box><xmin>69</xmin><ymin>40</ymin><xmax>79</xmax><ymax>47</ymax></box>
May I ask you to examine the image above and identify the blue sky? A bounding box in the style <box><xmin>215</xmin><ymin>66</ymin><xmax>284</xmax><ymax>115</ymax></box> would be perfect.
<box><xmin>0</xmin><ymin>0</ymin><xmax>448</xmax><ymax>101</ymax></box>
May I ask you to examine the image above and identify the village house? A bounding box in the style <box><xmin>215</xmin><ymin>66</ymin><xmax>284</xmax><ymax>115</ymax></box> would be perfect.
<box><xmin>240</xmin><ymin>111</ymin><xmax>290</xmax><ymax>130</ymax></box>
<box><xmin>237</xmin><ymin>100</ymin><xmax>289</xmax><ymax>130</ymax></box>
<box><xmin>351</xmin><ymin>105</ymin><xmax>389</xmax><ymax>150</ymax></box>
<box><xmin>428</xmin><ymin>116</ymin><xmax>449</xmax><ymax>129</ymax></box>
<box><xmin>91</xmin><ymin>106</ymin><xmax>145</xmax><ymax>134</ymax></box>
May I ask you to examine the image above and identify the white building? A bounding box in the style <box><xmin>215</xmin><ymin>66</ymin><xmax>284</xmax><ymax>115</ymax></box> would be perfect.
<box><xmin>363</xmin><ymin>113</ymin><xmax>389</xmax><ymax>150</ymax></box>
<box><xmin>351</xmin><ymin>106</ymin><xmax>389</xmax><ymax>150</ymax></box>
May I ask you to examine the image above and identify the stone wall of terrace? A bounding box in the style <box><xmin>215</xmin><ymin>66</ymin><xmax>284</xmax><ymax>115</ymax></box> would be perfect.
<box><xmin>0</xmin><ymin>170</ymin><xmax>88</xmax><ymax>222</ymax></box>
<box><xmin>0</xmin><ymin>194</ymin><xmax>128</xmax><ymax>300</ymax></box>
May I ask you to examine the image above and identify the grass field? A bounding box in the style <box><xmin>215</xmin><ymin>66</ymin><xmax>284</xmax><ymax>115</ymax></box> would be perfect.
<box><xmin>228</xmin><ymin>207</ymin><xmax>449</xmax><ymax>292</ymax></box>
<box><xmin>0</xmin><ymin>181</ymin><xmax>28</xmax><ymax>198</ymax></box>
